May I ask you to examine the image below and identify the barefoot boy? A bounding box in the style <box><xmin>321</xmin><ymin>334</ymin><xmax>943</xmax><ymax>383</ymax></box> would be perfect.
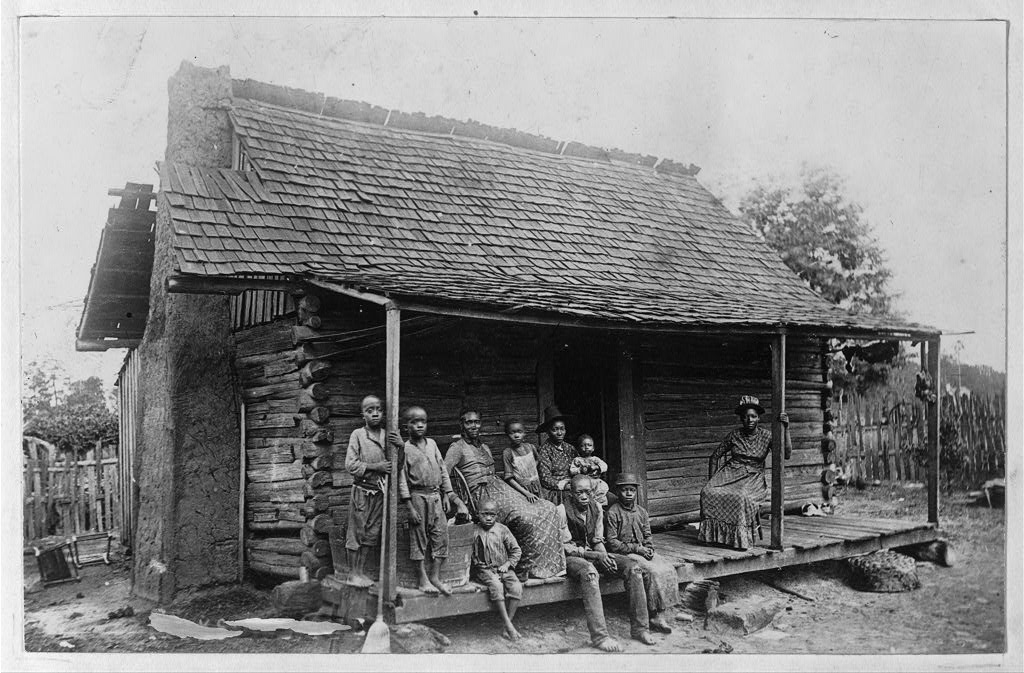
<box><xmin>570</xmin><ymin>434</ymin><xmax>610</xmax><ymax>507</ymax></box>
<box><xmin>502</xmin><ymin>420</ymin><xmax>542</xmax><ymax>503</ymax></box>
<box><xmin>344</xmin><ymin>394</ymin><xmax>400</xmax><ymax>587</ymax></box>
<box><xmin>398</xmin><ymin>406</ymin><xmax>463</xmax><ymax>595</ymax></box>
<box><xmin>604</xmin><ymin>473</ymin><xmax>672</xmax><ymax>635</ymax></box>
<box><xmin>471</xmin><ymin>497</ymin><xmax>524</xmax><ymax>640</ymax></box>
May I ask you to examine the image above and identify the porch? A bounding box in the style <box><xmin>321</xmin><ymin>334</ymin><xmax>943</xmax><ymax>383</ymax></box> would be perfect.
<box><xmin>321</xmin><ymin>514</ymin><xmax>941</xmax><ymax>624</ymax></box>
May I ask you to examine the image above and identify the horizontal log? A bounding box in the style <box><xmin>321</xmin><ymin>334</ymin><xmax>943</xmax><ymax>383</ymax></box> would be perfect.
<box><xmin>299</xmin><ymin>360</ymin><xmax>332</xmax><ymax>386</ymax></box>
<box><xmin>245</xmin><ymin>479</ymin><xmax>307</xmax><ymax>503</ymax></box>
<box><xmin>309</xmin><ymin>454</ymin><xmax>334</xmax><ymax>471</ymax></box>
<box><xmin>247</xmin><ymin>536</ymin><xmax>306</xmax><ymax>555</ymax></box>
<box><xmin>308</xmin><ymin>539</ymin><xmax>331</xmax><ymax>557</ymax></box>
<box><xmin>310</xmin><ymin>513</ymin><xmax>333</xmax><ymax>533</ymax></box>
<box><xmin>308</xmin><ymin>406</ymin><xmax>331</xmax><ymax>424</ymax></box>
<box><xmin>308</xmin><ymin>471</ymin><xmax>333</xmax><ymax>489</ymax></box>
<box><xmin>242</xmin><ymin>377</ymin><xmax>302</xmax><ymax>403</ymax></box>
<box><xmin>247</xmin><ymin>520</ymin><xmax>305</xmax><ymax>531</ymax></box>
<box><xmin>246</xmin><ymin>460</ymin><xmax>304</xmax><ymax>483</ymax></box>
<box><xmin>249</xmin><ymin>559</ymin><xmax>302</xmax><ymax>579</ymax></box>
<box><xmin>249</xmin><ymin>549</ymin><xmax>303</xmax><ymax>569</ymax></box>
<box><xmin>298</xmin><ymin>294</ymin><xmax>321</xmax><ymax>314</ymax></box>
<box><xmin>246</xmin><ymin>412</ymin><xmax>300</xmax><ymax>431</ymax></box>
<box><xmin>248</xmin><ymin>437</ymin><xmax>328</xmax><ymax>459</ymax></box>
<box><xmin>332</xmin><ymin>469</ymin><xmax>355</xmax><ymax>488</ymax></box>
<box><xmin>246</xmin><ymin>445</ymin><xmax>296</xmax><ymax>465</ymax></box>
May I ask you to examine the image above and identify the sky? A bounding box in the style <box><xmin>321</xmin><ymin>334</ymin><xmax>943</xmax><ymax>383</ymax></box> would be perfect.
<box><xmin>14</xmin><ymin>13</ymin><xmax>1011</xmax><ymax>392</ymax></box>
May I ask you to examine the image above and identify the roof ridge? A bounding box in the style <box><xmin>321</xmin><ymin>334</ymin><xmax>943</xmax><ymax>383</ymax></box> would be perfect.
<box><xmin>231</xmin><ymin>77</ymin><xmax>701</xmax><ymax>178</ymax></box>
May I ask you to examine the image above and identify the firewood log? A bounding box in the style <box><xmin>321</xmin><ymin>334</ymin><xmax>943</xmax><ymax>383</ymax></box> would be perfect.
<box><xmin>897</xmin><ymin>540</ymin><xmax>957</xmax><ymax>567</ymax></box>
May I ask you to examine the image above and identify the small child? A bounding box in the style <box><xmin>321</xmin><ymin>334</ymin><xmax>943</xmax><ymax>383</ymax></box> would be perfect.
<box><xmin>570</xmin><ymin>434</ymin><xmax>610</xmax><ymax>507</ymax></box>
<box><xmin>502</xmin><ymin>419</ymin><xmax>542</xmax><ymax>503</ymax></box>
<box><xmin>472</xmin><ymin>497</ymin><xmax>524</xmax><ymax>640</ymax></box>
<box><xmin>343</xmin><ymin>394</ymin><xmax>400</xmax><ymax>587</ymax></box>
<box><xmin>604</xmin><ymin>473</ymin><xmax>672</xmax><ymax>635</ymax></box>
<box><xmin>398</xmin><ymin>406</ymin><xmax>464</xmax><ymax>595</ymax></box>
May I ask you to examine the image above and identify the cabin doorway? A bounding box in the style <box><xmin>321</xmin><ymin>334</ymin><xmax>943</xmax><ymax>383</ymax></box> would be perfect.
<box><xmin>551</xmin><ymin>334</ymin><xmax>623</xmax><ymax>476</ymax></box>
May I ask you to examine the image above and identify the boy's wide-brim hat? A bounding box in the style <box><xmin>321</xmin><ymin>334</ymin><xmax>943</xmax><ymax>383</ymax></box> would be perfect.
<box><xmin>536</xmin><ymin>404</ymin><xmax>572</xmax><ymax>434</ymax></box>
<box><xmin>614</xmin><ymin>473</ymin><xmax>640</xmax><ymax>488</ymax></box>
<box><xmin>734</xmin><ymin>395</ymin><xmax>766</xmax><ymax>416</ymax></box>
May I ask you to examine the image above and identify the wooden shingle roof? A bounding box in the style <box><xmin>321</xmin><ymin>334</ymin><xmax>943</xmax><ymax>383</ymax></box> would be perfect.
<box><xmin>161</xmin><ymin>94</ymin><xmax>935</xmax><ymax>336</ymax></box>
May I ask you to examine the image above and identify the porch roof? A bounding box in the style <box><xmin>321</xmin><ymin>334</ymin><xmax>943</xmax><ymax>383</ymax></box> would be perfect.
<box><xmin>160</xmin><ymin>87</ymin><xmax>937</xmax><ymax>338</ymax></box>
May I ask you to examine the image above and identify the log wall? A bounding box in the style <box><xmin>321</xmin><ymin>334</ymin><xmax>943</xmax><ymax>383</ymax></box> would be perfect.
<box><xmin>640</xmin><ymin>334</ymin><xmax>830</xmax><ymax>529</ymax></box>
<box><xmin>233</xmin><ymin>293</ymin><xmax>545</xmax><ymax>580</ymax></box>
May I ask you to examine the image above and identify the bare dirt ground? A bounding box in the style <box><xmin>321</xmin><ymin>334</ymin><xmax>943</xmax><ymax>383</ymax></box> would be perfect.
<box><xmin>20</xmin><ymin>483</ymin><xmax>1006</xmax><ymax>657</ymax></box>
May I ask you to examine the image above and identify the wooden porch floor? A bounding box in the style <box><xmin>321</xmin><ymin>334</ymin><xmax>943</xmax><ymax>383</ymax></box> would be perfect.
<box><xmin>322</xmin><ymin>514</ymin><xmax>940</xmax><ymax>624</ymax></box>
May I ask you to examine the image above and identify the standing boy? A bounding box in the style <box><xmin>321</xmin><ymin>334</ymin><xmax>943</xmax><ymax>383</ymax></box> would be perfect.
<box><xmin>398</xmin><ymin>406</ymin><xmax>463</xmax><ymax>595</ymax></box>
<box><xmin>344</xmin><ymin>394</ymin><xmax>400</xmax><ymax>587</ymax></box>
<box><xmin>604</xmin><ymin>473</ymin><xmax>673</xmax><ymax>634</ymax></box>
<box><xmin>472</xmin><ymin>497</ymin><xmax>524</xmax><ymax>641</ymax></box>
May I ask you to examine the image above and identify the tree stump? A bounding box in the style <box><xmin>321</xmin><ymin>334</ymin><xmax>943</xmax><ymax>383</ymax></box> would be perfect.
<box><xmin>680</xmin><ymin>579</ymin><xmax>720</xmax><ymax>615</ymax></box>
<box><xmin>846</xmin><ymin>550</ymin><xmax>920</xmax><ymax>592</ymax></box>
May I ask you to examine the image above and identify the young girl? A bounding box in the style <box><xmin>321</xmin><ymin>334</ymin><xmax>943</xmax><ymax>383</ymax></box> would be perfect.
<box><xmin>502</xmin><ymin>420</ymin><xmax>541</xmax><ymax>503</ymax></box>
<box><xmin>571</xmin><ymin>434</ymin><xmax>610</xmax><ymax>507</ymax></box>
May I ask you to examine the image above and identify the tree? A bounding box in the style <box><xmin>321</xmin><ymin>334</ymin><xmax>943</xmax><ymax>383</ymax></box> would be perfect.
<box><xmin>739</xmin><ymin>165</ymin><xmax>897</xmax><ymax>316</ymax></box>
<box><xmin>739</xmin><ymin>166</ymin><xmax>905</xmax><ymax>395</ymax></box>
<box><xmin>22</xmin><ymin>361</ymin><xmax>116</xmax><ymax>455</ymax></box>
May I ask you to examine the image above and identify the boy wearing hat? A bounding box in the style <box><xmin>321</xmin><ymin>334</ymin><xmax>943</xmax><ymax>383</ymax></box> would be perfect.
<box><xmin>536</xmin><ymin>405</ymin><xmax>578</xmax><ymax>506</ymax></box>
<box><xmin>604</xmin><ymin>473</ymin><xmax>672</xmax><ymax>634</ymax></box>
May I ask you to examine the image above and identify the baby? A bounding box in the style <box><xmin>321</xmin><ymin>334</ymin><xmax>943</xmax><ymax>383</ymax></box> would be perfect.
<box><xmin>570</xmin><ymin>434</ymin><xmax>609</xmax><ymax>507</ymax></box>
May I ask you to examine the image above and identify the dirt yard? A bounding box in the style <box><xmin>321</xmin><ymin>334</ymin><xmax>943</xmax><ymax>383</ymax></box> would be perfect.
<box><xmin>19</xmin><ymin>483</ymin><xmax>1006</xmax><ymax>657</ymax></box>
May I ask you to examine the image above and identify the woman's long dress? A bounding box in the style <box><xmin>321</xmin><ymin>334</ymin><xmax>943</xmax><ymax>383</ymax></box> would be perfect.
<box><xmin>445</xmin><ymin>438</ymin><xmax>566</xmax><ymax>578</ymax></box>
<box><xmin>698</xmin><ymin>426</ymin><xmax>772</xmax><ymax>550</ymax></box>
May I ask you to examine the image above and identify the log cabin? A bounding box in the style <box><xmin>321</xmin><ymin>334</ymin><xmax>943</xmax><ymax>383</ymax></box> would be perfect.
<box><xmin>77</xmin><ymin>62</ymin><xmax>943</xmax><ymax>618</ymax></box>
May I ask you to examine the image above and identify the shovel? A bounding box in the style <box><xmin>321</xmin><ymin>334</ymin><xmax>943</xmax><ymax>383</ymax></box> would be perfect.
<box><xmin>361</xmin><ymin>475</ymin><xmax>391</xmax><ymax>653</ymax></box>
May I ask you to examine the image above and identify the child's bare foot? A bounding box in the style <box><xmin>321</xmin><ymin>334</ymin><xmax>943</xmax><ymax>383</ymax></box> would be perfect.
<box><xmin>430</xmin><ymin>578</ymin><xmax>452</xmax><ymax>595</ymax></box>
<box><xmin>593</xmin><ymin>637</ymin><xmax>623</xmax><ymax>652</ymax></box>
<box><xmin>502</xmin><ymin>626</ymin><xmax>522</xmax><ymax>641</ymax></box>
<box><xmin>419</xmin><ymin>582</ymin><xmax>440</xmax><ymax>594</ymax></box>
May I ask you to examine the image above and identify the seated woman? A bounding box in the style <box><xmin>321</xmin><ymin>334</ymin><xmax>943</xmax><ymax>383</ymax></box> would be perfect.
<box><xmin>536</xmin><ymin>405</ymin><xmax>578</xmax><ymax>506</ymax></box>
<box><xmin>698</xmin><ymin>395</ymin><xmax>791</xmax><ymax>550</ymax></box>
<box><xmin>445</xmin><ymin>407</ymin><xmax>566</xmax><ymax>579</ymax></box>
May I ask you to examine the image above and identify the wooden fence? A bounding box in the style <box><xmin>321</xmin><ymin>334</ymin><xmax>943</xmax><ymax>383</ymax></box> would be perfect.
<box><xmin>23</xmin><ymin>438</ymin><xmax>120</xmax><ymax>542</ymax></box>
<box><xmin>833</xmin><ymin>391</ymin><xmax>1005</xmax><ymax>488</ymax></box>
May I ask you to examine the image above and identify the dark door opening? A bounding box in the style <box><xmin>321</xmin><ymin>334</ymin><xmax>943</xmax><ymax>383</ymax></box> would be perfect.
<box><xmin>550</xmin><ymin>334</ymin><xmax>622</xmax><ymax>476</ymax></box>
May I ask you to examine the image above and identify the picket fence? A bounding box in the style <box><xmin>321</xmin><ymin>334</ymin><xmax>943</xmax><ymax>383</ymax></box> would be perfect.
<box><xmin>23</xmin><ymin>438</ymin><xmax>120</xmax><ymax>542</ymax></box>
<box><xmin>833</xmin><ymin>391</ymin><xmax>1005</xmax><ymax>488</ymax></box>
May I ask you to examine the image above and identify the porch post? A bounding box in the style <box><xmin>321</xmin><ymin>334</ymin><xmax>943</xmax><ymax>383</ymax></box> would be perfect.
<box><xmin>616</xmin><ymin>340</ymin><xmax>647</xmax><ymax>506</ymax></box>
<box><xmin>384</xmin><ymin>303</ymin><xmax>401</xmax><ymax>607</ymax></box>
<box><xmin>770</xmin><ymin>331</ymin><xmax>787</xmax><ymax>549</ymax></box>
<box><xmin>926</xmin><ymin>337</ymin><xmax>941</xmax><ymax>524</ymax></box>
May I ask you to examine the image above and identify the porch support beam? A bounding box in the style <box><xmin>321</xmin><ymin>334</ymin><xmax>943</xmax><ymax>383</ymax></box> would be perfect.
<box><xmin>926</xmin><ymin>337</ymin><xmax>941</xmax><ymax>524</ymax></box>
<box><xmin>383</xmin><ymin>302</ymin><xmax>401</xmax><ymax>609</ymax></box>
<box><xmin>616</xmin><ymin>340</ymin><xmax>647</xmax><ymax>506</ymax></box>
<box><xmin>770</xmin><ymin>331</ymin><xmax>787</xmax><ymax>550</ymax></box>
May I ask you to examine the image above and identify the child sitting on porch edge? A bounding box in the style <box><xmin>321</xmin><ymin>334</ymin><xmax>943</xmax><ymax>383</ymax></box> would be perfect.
<box><xmin>472</xmin><ymin>497</ymin><xmax>525</xmax><ymax>640</ymax></box>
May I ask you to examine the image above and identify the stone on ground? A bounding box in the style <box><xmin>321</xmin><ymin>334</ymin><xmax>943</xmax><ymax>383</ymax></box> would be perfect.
<box><xmin>704</xmin><ymin>597</ymin><xmax>783</xmax><ymax>635</ymax></box>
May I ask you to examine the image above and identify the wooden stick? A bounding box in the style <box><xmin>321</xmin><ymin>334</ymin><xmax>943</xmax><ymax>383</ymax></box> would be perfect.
<box><xmin>927</xmin><ymin>338</ymin><xmax>941</xmax><ymax>524</ymax></box>
<box><xmin>384</xmin><ymin>303</ymin><xmax>401</xmax><ymax>607</ymax></box>
<box><xmin>757</xmin><ymin>577</ymin><xmax>815</xmax><ymax>602</ymax></box>
<box><xmin>770</xmin><ymin>331</ymin><xmax>786</xmax><ymax>550</ymax></box>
